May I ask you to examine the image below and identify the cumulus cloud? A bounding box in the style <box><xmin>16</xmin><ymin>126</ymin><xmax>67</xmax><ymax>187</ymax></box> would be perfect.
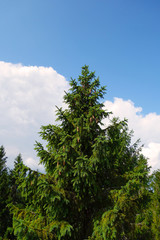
<box><xmin>0</xmin><ymin>61</ymin><xmax>69</xmax><ymax>170</ymax></box>
<box><xmin>104</xmin><ymin>98</ymin><xmax>160</xmax><ymax>172</ymax></box>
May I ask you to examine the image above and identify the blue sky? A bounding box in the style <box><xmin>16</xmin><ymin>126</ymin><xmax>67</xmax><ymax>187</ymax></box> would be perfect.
<box><xmin>1</xmin><ymin>1</ymin><xmax>160</xmax><ymax>171</ymax></box>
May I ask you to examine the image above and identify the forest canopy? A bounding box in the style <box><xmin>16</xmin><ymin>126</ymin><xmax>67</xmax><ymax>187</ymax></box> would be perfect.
<box><xmin>0</xmin><ymin>66</ymin><xmax>160</xmax><ymax>239</ymax></box>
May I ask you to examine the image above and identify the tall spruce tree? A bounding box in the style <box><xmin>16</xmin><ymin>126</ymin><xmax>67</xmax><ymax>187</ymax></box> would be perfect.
<box><xmin>35</xmin><ymin>65</ymin><xmax>113</xmax><ymax>239</ymax></box>
<box><xmin>10</xmin><ymin>66</ymin><xmax>150</xmax><ymax>239</ymax></box>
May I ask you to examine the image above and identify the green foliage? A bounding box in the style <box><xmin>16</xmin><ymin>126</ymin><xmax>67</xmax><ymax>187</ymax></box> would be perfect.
<box><xmin>147</xmin><ymin>170</ymin><xmax>160</xmax><ymax>240</ymax></box>
<box><xmin>0</xmin><ymin>146</ymin><xmax>13</xmax><ymax>239</ymax></box>
<box><xmin>9</xmin><ymin>153</ymin><xmax>73</xmax><ymax>239</ymax></box>
<box><xmin>91</xmin><ymin>156</ymin><xmax>151</xmax><ymax>239</ymax></box>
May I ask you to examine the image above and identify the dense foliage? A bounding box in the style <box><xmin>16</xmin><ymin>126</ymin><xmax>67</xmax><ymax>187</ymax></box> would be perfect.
<box><xmin>0</xmin><ymin>66</ymin><xmax>160</xmax><ymax>239</ymax></box>
<box><xmin>0</xmin><ymin>146</ymin><xmax>10</xmax><ymax>238</ymax></box>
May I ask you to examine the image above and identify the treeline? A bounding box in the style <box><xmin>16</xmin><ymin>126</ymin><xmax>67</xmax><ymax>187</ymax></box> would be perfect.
<box><xmin>1</xmin><ymin>66</ymin><xmax>160</xmax><ymax>239</ymax></box>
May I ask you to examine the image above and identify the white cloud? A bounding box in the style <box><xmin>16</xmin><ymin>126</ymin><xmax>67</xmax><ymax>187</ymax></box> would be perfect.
<box><xmin>104</xmin><ymin>98</ymin><xmax>160</xmax><ymax>172</ymax></box>
<box><xmin>25</xmin><ymin>157</ymin><xmax>45</xmax><ymax>172</ymax></box>
<box><xmin>0</xmin><ymin>61</ymin><xmax>69</xmax><ymax>170</ymax></box>
<box><xmin>0</xmin><ymin>62</ymin><xmax>68</xmax><ymax>127</ymax></box>
<box><xmin>142</xmin><ymin>143</ymin><xmax>160</xmax><ymax>171</ymax></box>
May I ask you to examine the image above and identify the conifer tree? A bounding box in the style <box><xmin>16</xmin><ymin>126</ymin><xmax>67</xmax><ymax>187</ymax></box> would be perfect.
<box><xmin>11</xmin><ymin>66</ymin><xmax>151</xmax><ymax>239</ymax></box>
<box><xmin>35</xmin><ymin>65</ymin><xmax>111</xmax><ymax>239</ymax></box>
<box><xmin>10</xmin><ymin>154</ymin><xmax>25</xmax><ymax>205</ymax></box>
<box><xmin>0</xmin><ymin>146</ymin><xmax>11</xmax><ymax>239</ymax></box>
